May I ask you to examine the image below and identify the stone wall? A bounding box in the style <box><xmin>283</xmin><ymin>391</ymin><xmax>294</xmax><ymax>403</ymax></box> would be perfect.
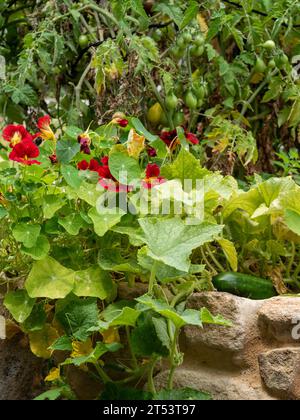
<box><xmin>156</xmin><ymin>292</ymin><xmax>300</xmax><ymax>400</ymax></box>
<box><xmin>1</xmin><ymin>290</ymin><xmax>300</xmax><ymax>400</ymax></box>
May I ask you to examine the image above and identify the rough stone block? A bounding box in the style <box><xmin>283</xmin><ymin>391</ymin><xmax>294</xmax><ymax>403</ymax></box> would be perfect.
<box><xmin>258</xmin><ymin>348</ymin><xmax>300</xmax><ymax>400</ymax></box>
<box><xmin>258</xmin><ymin>297</ymin><xmax>300</xmax><ymax>343</ymax></box>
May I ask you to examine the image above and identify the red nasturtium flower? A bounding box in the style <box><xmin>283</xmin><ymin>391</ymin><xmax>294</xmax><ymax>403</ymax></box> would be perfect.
<box><xmin>115</xmin><ymin>118</ymin><xmax>129</xmax><ymax>128</ymax></box>
<box><xmin>147</xmin><ymin>146</ymin><xmax>157</xmax><ymax>157</ymax></box>
<box><xmin>2</xmin><ymin>125</ymin><xmax>32</xmax><ymax>147</ymax></box>
<box><xmin>160</xmin><ymin>129</ymin><xmax>199</xmax><ymax>147</ymax></box>
<box><xmin>9</xmin><ymin>140</ymin><xmax>41</xmax><ymax>165</ymax></box>
<box><xmin>78</xmin><ymin>156</ymin><xmax>131</xmax><ymax>192</ymax></box>
<box><xmin>78</xmin><ymin>133</ymin><xmax>91</xmax><ymax>155</ymax></box>
<box><xmin>37</xmin><ymin>115</ymin><xmax>56</xmax><ymax>141</ymax></box>
<box><xmin>142</xmin><ymin>163</ymin><xmax>166</xmax><ymax>189</ymax></box>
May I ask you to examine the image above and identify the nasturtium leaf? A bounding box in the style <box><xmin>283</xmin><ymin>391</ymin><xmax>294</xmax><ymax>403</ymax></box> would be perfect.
<box><xmin>61</xmin><ymin>164</ymin><xmax>82</xmax><ymax>189</ymax></box>
<box><xmin>64</xmin><ymin>126</ymin><xmax>82</xmax><ymax>140</ymax></box>
<box><xmin>58</xmin><ymin>214</ymin><xmax>86</xmax><ymax>236</ymax></box>
<box><xmin>284</xmin><ymin>209</ymin><xmax>300</xmax><ymax>236</ymax></box>
<box><xmin>56</xmin><ymin>138</ymin><xmax>80</xmax><ymax>163</ymax></box>
<box><xmin>25</xmin><ymin>257</ymin><xmax>75</xmax><ymax>299</ymax></box>
<box><xmin>138</xmin><ymin>217</ymin><xmax>223</xmax><ymax>272</ymax></box>
<box><xmin>55</xmin><ymin>295</ymin><xmax>99</xmax><ymax>341</ymax></box>
<box><xmin>160</xmin><ymin>148</ymin><xmax>210</xmax><ymax>188</ymax></box>
<box><xmin>4</xmin><ymin>290</ymin><xmax>35</xmax><ymax>323</ymax></box>
<box><xmin>89</xmin><ymin>207</ymin><xmax>124</xmax><ymax>237</ymax></box>
<box><xmin>29</xmin><ymin>324</ymin><xmax>59</xmax><ymax>359</ymax></box>
<box><xmin>43</xmin><ymin>195</ymin><xmax>66</xmax><ymax>219</ymax></box>
<box><xmin>21</xmin><ymin>235</ymin><xmax>50</xmax><ymax>260</ymax></box>
<box><xmin>12</xmin><ymin>223</ymin><xmax>41</xmax><ymax>248</ymax></box>
<box><xmin>131</xmin><ymin>312</ymin><xmax>170</xmax><ymax>357</ymax></box>
<box><xmin>155</xmin><ymin>388</ymin><xmax>212</xmax><ymax>401</ymax></box>
<box><xmin>109</xmin><ymin>151</ymin><xmax>142</xmax><ymax>185</ymax></box>
<box><xmin>22</xmin><ymin>303</ymin><xmax>47</xmax><ymax>332</ymax></box>
<box><xmin>217</xmin><ymin>238</ymin><xmax>238</xmax><ymax>272</ymax></box>
<box><xmin>131</xmin><ymin>117</ymin><xmax>158</xmax><ymax>142</ymax></box>
<box><xmin>73</xmin><ymin>266</ymin><xmax>114</xmax><ymax>299</ymax></box>
<box><xmin>76</xmin><ymin>182</ymin><xmax>103</xmax><ymax>206</ymax></box>
<box><xmin>98</xmin><ymin>248</ymin><xmax>142</xmax><ymax>274</ymax></box>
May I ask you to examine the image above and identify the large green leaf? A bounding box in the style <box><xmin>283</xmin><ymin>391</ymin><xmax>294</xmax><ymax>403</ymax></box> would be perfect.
<box><xmin>61</xmin><ymin>164</ymin><xmax>82</xmax><ymax>189</ymax></box>
<box><xmin>56</xmin><ymin>139</ymin><xmax>80</xmax><ymax>163</ymax></box>
<box><xmin>73</xmin><ymin>266</ymin><xmax>114</xmax><ymax>299</ymax></box>
<box><xmin>12</xmin><ymin>223</ymin><xmax>41</xmax><ymax>248</ymax></box>
<box><xmin>160</xmin><ymin>148</ymin><xmax>209</xmax><ymax>189</ymax></box>
<box><xmin>55</xmin><ymin>295</ymin><xmax>99</xmax><ymax>341</ymax></box>
<box><xmin>21</xmin><ymin>235</ymin><xmax>50</xmax><ymax>260</ymax></box>
<box><xmin>4</xmin><ymin>290</ymin><xmax>35</xmax><ymax>323</ymax></box>
<box><xmin>76</xmin><ymin>182</ymin><xmax>103</xmax><ymax>206</ymax></box>
<box><xmin>25</xmin><ymin>257</ymin><xmax>75</xmax><ymax>299</ymax></box>
<box><xmin>22</xmin><ymin>303</ymin><xmax>47</xmax><ymax>332</ymax></box>
<box><xmin>89</xmin><ymin>207</ymin><xmax>124</xmax><ymax>237</ymax></box>
<box><xmin>138</xmin><ymin>217</ymin><xmax>223</xmax><ymax>272</ymax></box>
<box><xmin>98</xmin><ymin>248</ymin><xmax>142</xmax><ymax>274</ymax></box>
<box><xmin>43</xmin><ymin>195</ymin><xmax>66</xmax><ymax>219</ymax></box>
<box><xmin>58</xmin><ymin>214</ymin><xmax>86</xmax><ymax>235</ymax></box>
<box><xmin>285</xmin><ymin>209</ymin><xmax>300</xmax><ymax>236</ymax></box>
<box><xmin>109</xmin><ymin>151</ymin><xmax>142</xmax><ymax>184</ymax></box>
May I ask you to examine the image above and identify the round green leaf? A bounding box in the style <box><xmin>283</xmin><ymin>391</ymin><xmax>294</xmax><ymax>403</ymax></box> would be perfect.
<box><xmin>25</xmin><ymin>256</ymin><xmax>75</xmax><ymax>299</ymax></box>
<box><xmin>109</xmin><ymin>152</ymin><xmax>142</xmax><ymax>185</ymax></box>
<box><xmin>4</xmin><ymin>290</ymin><xmax>35</xmax><ymax>323</ymax></box>
<box><xmin>12</xmin><ymin>223</ymin><xmax>41</xmax><ymax>248</ymax></box>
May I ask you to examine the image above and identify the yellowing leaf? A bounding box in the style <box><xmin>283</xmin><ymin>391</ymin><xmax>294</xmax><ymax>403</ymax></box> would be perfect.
<box><xmin>71</xmin><ymin>339</ymin><xmax>93</xmax><ymax>358</ymax></box>
<box><xmin>101</xmin><ymin>327</ymin><xmax>120</xmax><ymax>344</ymax></box>
<box><xmin>127</xmin><ymin>129</ymin><xmax>145</xmax><ymax>159</ymax></box>
<box><xmin>5</xmin><ymin>319</ymin><xmax>20</xmax><ymax>340</ymax></box>
<box><xmin>45</xmin><ymin>367</ymin><xmax>60</xmax><ymax>382</ymax></box>
<box><xmin>250</xmin><ymin>73</ymin><xmax>264</xmax><ymax>84</ymax></box>
<box><xmin>29</xmin><ymin>324</ymin><xmax>59</xmax><ymax>359</ymax></box>
<box><xmin>217</xmin><ymin>239</ymin><xmax>238</xmax><ymax>272</ymax></box>
<box><xmin>197</xmin><ymin>13</ymin><xmax>208</xmax><ymax>36</ymax></box>
<box><xmin>212</xmin><ymin>136</ymin><xmax>229</xmax><ymax>153</ymax></box>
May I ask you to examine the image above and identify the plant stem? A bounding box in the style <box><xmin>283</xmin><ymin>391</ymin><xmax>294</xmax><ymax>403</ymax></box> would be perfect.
<box><xmin>149</xmin><ymin>261</ymin><xmax>158</xmax><ymax>294</ymax></box>
<box><xmin>75</xmin><ymin>61</ymin><xmax>92</xmax><ymax>112</ymax></box>
<box><xmin>94</xmin><ymin>363</ymin><xmax>111</xmax><ymax>384</ymax></box>
<box><xmin>287</xmin><ymin>242</ymin><xmax>296</xmax><ymax>278</ymax></box>
<box><xmin>126</xmin><ymin>326</ymin><xmax>138</xmax><ymax>370</ymax></box>
<box><xmin>205</xmin><ymin>244</ymin><xmax>226</xmax><ymax>272</ymax></box>
<box><xmin>147</xmin><ymin>357</ymin><xmax>158</xmax><ymax>395</ymax></box>
<box><xmin>167</xmin><ymin>328</ymin><xmax>180</xmax><ymax>390</ymax></box>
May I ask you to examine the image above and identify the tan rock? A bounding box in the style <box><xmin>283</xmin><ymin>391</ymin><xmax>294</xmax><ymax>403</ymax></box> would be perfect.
<box><xmin>258</xmin><ymin>297</ymin><xmax>300</xmax><ymax>343</ymax></box>
<box><xmin>258</xmin><ymin>348</ymin><xmax>300</xmax><ymax>400</ymax></box>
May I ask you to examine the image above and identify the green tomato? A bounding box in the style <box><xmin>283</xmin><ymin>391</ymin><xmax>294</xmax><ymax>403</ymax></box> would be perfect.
<box><xmin>78</xmin><ymin>34</ymin><xmax>89</xmax><ymax>48</ymax></box>
<box><xmin>254</xmin><ymin>57</ymin><xmax>267</xmax><ymax>73</ymax></box>
<box><xmin>177</xmin><ymin>36</ymin><xmax>186</xmax><ymax>48</ymax></box>
<box><xmin>193</xmin><ymin>85</ymin><xmax>205</xmax><ymax>100</ymax></box>
<box><xmin>173</xmin><ymin>111</ymin><xmax>185</xmax><ymax>126</ymax></box>
<box><xmin>165</xmin><ymin>93</ymin><xmax>179</xmax><ymax>110</ymax></box>
<box><xmin>185</xmin><ymin>91</ymin><xmax>198</xmax><ymax>109</ymax></box>
<box><xmin>280</xmin><ymin>54</ymin><xmax>289</xmax><ymax>65</ymax></box>
<box><xmin>194</xmin><ymin>34</ymin><xmax>205</xmax><ymax>47</ymax></box>
<box><xmin>171</xmin><ymin>46</ymin><xmax>184</xmax><ymax>59</ymax></box>
<box><xmin>190</xmin><ymin>45</ymin><xmax>204</xmax><ymax>57</ymax></box>
<box><xmin>183</xmin><ymin>32</ymin><xmax>193</xmax><ymax>43</ymax></box>
<box><xmin>263</xmin><ymin>40</ymin><xmax>276</xmax><ymax>50</ymax></box>
<box><xmin>268</xmin><ymin>59</ymin><xmax>276</xmax><ymax>69</ymax></box>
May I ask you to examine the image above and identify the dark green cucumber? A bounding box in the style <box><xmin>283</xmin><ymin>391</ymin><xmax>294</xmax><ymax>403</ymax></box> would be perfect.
<box><xmin>212</xmin><ymin>272</ymin><xmax>277</xmax><ymax>300</ymax></box>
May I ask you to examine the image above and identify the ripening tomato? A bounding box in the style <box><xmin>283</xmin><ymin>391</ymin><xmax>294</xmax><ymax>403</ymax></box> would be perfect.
<box><xmin>147</xmin><ymin>102</ymin><xmax>164</xmax><ymax>125</ymax></box>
